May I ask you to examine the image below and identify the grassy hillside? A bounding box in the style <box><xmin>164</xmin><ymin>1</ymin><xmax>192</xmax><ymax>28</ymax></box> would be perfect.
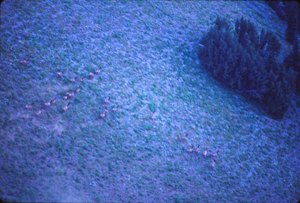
<box><xmin>0</xmin><ymin>0</ymin><xmax>299</xmax><ymax>202</ymax></box>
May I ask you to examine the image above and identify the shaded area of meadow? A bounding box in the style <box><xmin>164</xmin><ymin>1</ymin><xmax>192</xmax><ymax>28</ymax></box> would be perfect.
<box><xmin>0</xmin><ymin>1</ymin><xmax>299</xmax><ymax>202</ymax></box>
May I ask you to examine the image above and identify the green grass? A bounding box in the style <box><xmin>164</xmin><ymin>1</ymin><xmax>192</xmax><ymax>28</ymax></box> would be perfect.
<box><xmin>0</xmin><ymin>0</ymin><xmax>300</xmax><ymax>202</ymax></box>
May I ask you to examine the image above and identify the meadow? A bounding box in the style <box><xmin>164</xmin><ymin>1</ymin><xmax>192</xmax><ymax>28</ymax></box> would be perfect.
<box><xmin>0</xmin><ymin>1</ymin><xmax>299</xmax><ymax>202</ymax></box>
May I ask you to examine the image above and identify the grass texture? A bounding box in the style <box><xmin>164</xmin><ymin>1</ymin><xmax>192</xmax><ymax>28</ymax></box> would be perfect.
<box><xmin>0</xmin><ymin>0</ymin><xmax>299</xmax><ymax>202</ymax></box>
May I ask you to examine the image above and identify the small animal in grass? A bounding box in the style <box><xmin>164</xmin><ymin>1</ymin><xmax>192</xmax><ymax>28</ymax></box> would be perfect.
<box><xmin>211</xmin><ymin>159</ymin><xmax>216</xmax><ymax>169</ymax></box>
<box><xmin>25</xmin><ymin>104</ymin><xmax>33</xmax><ymax>109</ymax></box>
<box><xmin>36</xmin><ymin>110</ymin><xmax>42</xmax><ymax>116</ymax></box>
<box><xmin>45</xmin><ymin>98</ymin><xmax>56</xmax><ymax>106</ymax></box>
<box><xmin>88</xmin><ymin>72</ymin><xmax>95</xmax><ymax>79</ymax></box>
<box><xmin>66</xmin><ymin>92</ymin><xmax>74</xmax><ymax>97</ymax></box>
<box><xmin>94</xmin><ymin>69</ymin><xmax>101</xmax><ymax>74</ymax></box>
<box><xmin>62</xmin><ymin>103</ymin><xmax>70</xmax><ymax>112</ymax></box>
<box><xmin>69</xmin><ymin>78</ymin><xmax>76</xmax><ymax>83</ymax></box>
<box><xmin>194</xmin><ymin>145</ymin><xmax>201</xmax><ymax>154</ymax></box>
<box><xmin>202</xmin><ymin>149</ymin><xmax>208</xmax><ymax>158</ymax></box>
<box><xmin>187</xmin><ymin>145</ymin><xmax>194</xmax><ymax>153</ymax></box>
<box><xmin>103</xmin><ymin>98</ymin><xmax>110</xmax><ymax>105</ymax></box>
<box><xmin>50</xmin><ymin>98</ymin><xmax>56</xmax><ymax>105</ymax></box>
<box><xmin>65</xmin><ymin>92</ymin><xmax>75</xmax><ymax>100</ymax></box>
<box><xmin>20</xmin><ymin>60</ymin><xmax>28</xmax><ymax>65</ymax></box>
<box><xmin>75</xmin><ymin>87</ymin><xmax>81</xmax><ymax>94</ymax></box>
<box><xmin>100</xmin><ymin>111</ymin><xmax>106</xmax><ymax>119</ymax></box>
<box><xmin>44</xmin><ymin>101</ymin><xmax>51</xmax><ymax>107</ymax></box>
<box><xmin>57</xmin><ymin>72</ymin><xmax>63</xmax><ymax>77</ymax></box>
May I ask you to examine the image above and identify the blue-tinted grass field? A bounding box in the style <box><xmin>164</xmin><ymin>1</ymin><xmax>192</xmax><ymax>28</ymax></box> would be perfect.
<box><xmin>0</xmin><ymin>1</ymin><xmax>299</xmax><ymax>202</ymax></box>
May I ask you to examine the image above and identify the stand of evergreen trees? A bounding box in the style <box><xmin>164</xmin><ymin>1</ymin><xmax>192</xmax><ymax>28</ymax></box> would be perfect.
<box><xmin>199</xmin><ymin>17</ymin><xmax>294</xmax><ymax>119</ymax></box>
<box><xmin>266</xmin><ymin>1</ymin><xmax>299</xmax><ymax>42</ymax></box>
<box><xmin>285</xmin><ymin>38</ymin><xmax>300</xmax><ymax>95</ymax></box>
<box><xmin>267</xmin><ymin>1</ymin><xmax>300</xmax><ymax>95</ymax></box>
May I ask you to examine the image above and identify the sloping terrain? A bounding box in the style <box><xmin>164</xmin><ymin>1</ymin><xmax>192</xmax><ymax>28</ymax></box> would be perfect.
<box><xmin>0</xmin><ymin>1</ymin><xmax>299</xmax><ymax>202</ymax></box>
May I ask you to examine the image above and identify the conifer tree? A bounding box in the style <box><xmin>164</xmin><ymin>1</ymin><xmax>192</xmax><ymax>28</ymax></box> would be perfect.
<box><xmin>285</xmin><ymin>1</ymin><xmax>299</xmax><ymax>44</ymax></box>
<box><xmin>199</xmin><ymin>17</ymin><xmax>293</xmax><ymax>119</ymax></box>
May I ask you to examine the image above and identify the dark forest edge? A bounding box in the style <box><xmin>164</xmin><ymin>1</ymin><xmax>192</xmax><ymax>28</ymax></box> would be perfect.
<box><xmin>268</xmin><ymin>1</ymin><xmax>300</xmax><ymax>96</ymax></box>
<box><xmin>266</xmin><ymin>0</ymin><xmax>300</xmax><ymax>44</ymax></box>
<box><xmin>199</xmin><ymin>17</ymin><xmax>299</xmax><ymax>120</ymax></box>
